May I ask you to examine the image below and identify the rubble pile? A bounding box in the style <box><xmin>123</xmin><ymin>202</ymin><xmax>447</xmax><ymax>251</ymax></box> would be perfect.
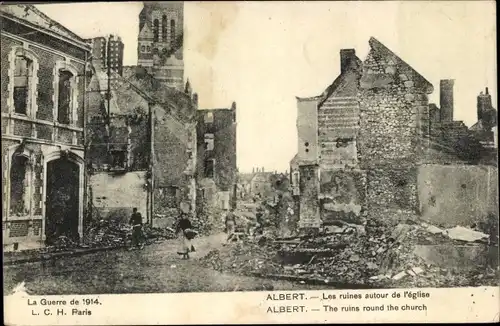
<box><xmin>200</xmin><ymin>239</ymin><xmax>281</xmax><ymax>276</ymax></box>
<box><xmin>142</xmin><ymin>224</ymin><xmax>177</xmax><ymax>241</ymax></box>
<box><xmin>81</xmin><ymin>221</ymin><xmax>130</xmax><ymax>248</ymax></box>
<box><xmin>195</xmin><ymin>203</ymin><xmax>226</xmax><ymax>236</ymax></box>
<box><xmin>201</xmin><ymin>218</ymin><xmax>498</xmax><ymax>288</ymax></box>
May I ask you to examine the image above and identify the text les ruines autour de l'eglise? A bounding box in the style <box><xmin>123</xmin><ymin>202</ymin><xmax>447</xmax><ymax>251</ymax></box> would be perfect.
<box><xmin>265</xmin><ymin>291</ymin><xmax>431</xmax><ymax>314</ymax></box>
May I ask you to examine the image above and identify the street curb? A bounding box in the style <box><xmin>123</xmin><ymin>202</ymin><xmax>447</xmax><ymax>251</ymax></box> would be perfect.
<box><xmin>3</xmin><ymin>245</ymin><xmax>127</xmax><ymax>266</ymax></box>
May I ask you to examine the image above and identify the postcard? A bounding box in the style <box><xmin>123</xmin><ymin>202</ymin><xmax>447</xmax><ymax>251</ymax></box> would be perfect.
<box><xmin>2</xmin><ymin>1</ymin><xmax>498</xmax><ymax>325</ymax></box>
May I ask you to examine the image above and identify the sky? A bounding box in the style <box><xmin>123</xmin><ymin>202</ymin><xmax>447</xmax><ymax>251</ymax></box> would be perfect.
<box><xmin>36</xmin><ymin>1</ymin><xmax>497</xmax><ymax>173</ymax></box>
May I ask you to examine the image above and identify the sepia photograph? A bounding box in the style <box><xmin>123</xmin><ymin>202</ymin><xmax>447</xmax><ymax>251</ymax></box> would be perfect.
<box><xmin>1</xmin><ymin>0</ymin><xmax>498</xmax><ymax>324</ymax></box>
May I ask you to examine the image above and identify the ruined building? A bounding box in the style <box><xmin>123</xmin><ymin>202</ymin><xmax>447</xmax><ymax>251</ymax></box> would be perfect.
<box><xmin>86</xmin><ymin>2</ymin><xmax>197</xmax><ymax>226</ymax></box>
<box><xmin>137</xmin><ymin>1</ymin><xmax>184</xmax><ymax>91</ymax></box>
<box><xmin>196</xmin><ymin>104</ymin><xmax>237</xmax><ymax>210</ymax></box>
<box><xmin>291</xmin><ymin>37</ymin><xmax>498</xmax><ymax>230</ymax></box>
<box><xmin>1</xmin><ymin>4</ymin><xmax>91</xmax><ymax>250</ymax></box>
<box><xmin>470</xmin><ymin>87</ymin><xmax>497</xmax><ymax>148</ymax></box>
<box><xmin>428</xmin><ymin>82</ymin><xmax>497</xmax><ymax>165</ymax></box>
<box><xmin>88</xmin><ymin>34</ymin><xmax>124</xmax><ymax>76</ymax></box>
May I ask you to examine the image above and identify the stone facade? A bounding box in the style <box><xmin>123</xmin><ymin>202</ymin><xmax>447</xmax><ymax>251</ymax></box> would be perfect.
<box><xmin>357</xmin><ymin>37</ymin><xmax>434</xmax><ymax>222</ymax></box>
<box><xmin>1</xmin><ymin>4</ymin><xmax>91</xmax><ymax>251</ymax></box>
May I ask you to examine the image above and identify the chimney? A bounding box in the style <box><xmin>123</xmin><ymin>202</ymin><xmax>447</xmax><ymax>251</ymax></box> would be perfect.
<box><xmin>192</xmin><ymin>93</ymin><xmax>198</xmax><ymax>109</ymax></box>
<box><xmin>477</xmin><ymin>87</ymin><xmax>493</xmax><ymax>125</ymax></box>
<box><xmin>340</xmin><ymin>49</ymin><xmax>356</xmax><ymax>74</ymax></box>
<box><xmin>262</xmin><ymin>167</ymin><xmax>265</xmax><ymax>173</ymax></box>
<box><xmin>439</xmin><ymin>79</ymin><xmax>454</xmax><ymax>122</ymax></box>
<box><xmin>252</xmin><ymin>167</ymin><xmax>255</xmax><ymax>173</ymax></box>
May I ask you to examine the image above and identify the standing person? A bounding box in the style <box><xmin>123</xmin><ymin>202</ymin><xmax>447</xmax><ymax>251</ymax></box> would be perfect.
<box><xmin>175</xmin><ymin>212</ymin><xmax>195</xmax><ymax>259</ymax></box>
<box><xmin>225</xmin><ymin>209</ymin><xmax>237</xmax><ymax>243</ymax></box>
<box><xmin>129</xmin><ymin>208</ymin><xmax>144</xmax><ymax>250</ymax></box>
<box><xmin>254</xmin><ymin>206</ymin><xmax>264</xmax><ymax>236</ymax></box>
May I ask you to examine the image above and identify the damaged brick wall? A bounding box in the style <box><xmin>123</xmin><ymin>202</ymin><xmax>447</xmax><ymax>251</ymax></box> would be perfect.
<box><xmin>2</xmin><ymin>23</ymin><xmax>88</xmax><ymax>249</ymax></box>
<box><xmin>318</xmin><ymin>96</ymin><xmax>359</xmax><ymax>168</ymax></box>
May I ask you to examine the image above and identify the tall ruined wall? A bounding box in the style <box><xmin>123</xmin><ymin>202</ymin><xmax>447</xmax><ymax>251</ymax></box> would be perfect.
<box><xmin>196</xmin><ymin>109</ymin><xmax>236</xmax><ymax>192</ymax></box>
<box><xmin>153</xmin><ymin>106</ymin><xmax>192</xmax><ymax>187</ymax></box>
<box><xmin>418</xmin><ymin>164</ymin><xmax>498</xmax><ymax>228</ymax></box>
<box><xmin>357</xmin><ymin>38</ymin><xmax>433</xmax><ymax>221</ymax></box>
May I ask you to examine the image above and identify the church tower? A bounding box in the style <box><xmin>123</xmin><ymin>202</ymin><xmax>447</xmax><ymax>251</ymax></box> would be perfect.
<box><xmin>137</xmin><ymin>1</ymin><xmax>184</xmax><ymax>90</ymax></box>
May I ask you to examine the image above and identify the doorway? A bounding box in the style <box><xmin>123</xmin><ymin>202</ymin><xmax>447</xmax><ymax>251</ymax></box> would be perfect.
<box><xmin>45</xmin><ymin>157</ymin><xmax>80</xmax><ymax>244</ymax></box>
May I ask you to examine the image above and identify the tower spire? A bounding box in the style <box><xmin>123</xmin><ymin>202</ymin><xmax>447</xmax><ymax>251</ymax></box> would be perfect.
<box><xmin>137</xmin><ymin>1</ymin><xmax>184</xmax><ymax>90</ymax></box>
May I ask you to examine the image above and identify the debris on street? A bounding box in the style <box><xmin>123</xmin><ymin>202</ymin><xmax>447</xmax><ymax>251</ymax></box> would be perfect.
<box><xmin>200</xmin><ymin>216</ymin><xmax>499</xmax><ymax>288</ymax></box>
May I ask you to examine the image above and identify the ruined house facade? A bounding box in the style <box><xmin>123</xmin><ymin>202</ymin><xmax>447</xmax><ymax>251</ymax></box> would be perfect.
<box><xmin>1</xmin><ymin>5</ymin><xmax>91</xmax><ymax>250</ymax></box>
<box><xmin>292</xmin><ymin>37</ymin><xmax>498</xmax><ymax>230</ymax></box>
<box><xmin>86</xmin><ymin>54</ymin><xmax>197</xmax><ymax>226</ymax></box>
<box><xmin>196</xmin><ymin>104</ymin><xmax>237</xmax><ymax>211</ymax></box>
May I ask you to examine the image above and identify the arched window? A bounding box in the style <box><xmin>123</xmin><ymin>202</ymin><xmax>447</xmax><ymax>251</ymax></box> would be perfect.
<box><xmin>162</xmin><ymin>15</ymin><xmax>168</xmax><ymax>42</ymax></box>
<box><xmin>13</xmin><ymin>55</ymin><xmax>33</xmax><ymax>115</ymax></box>
<box><xmin>153</xmin><ymin>19</ymin><xmax>159</xmax><ymax>42</ymax></box>
<box><xmin>57</xmin><ymin>70</ymin><xmax>74</xmax><ymax>125</ymax></box>
<box><xmin>9</xmin><ymin>154</ymin><xmax>31</xmax><ymax>216</ymax></box>
<box><xmin>170</xmin><ymin>19</ymin><xmax>176</xmax><ymax>48</ymax></box>
<box><xmin>146</xmin><ymin>45</ymin><xmax>151</xmax><ymax>52</ymax></box>
<box><xmin>8</xmin><ymin>47</ymin><xmax>39</xmax><ymax>118</ymax></box>
<box><xmin>53</xmin><ymin>61</ymin><xmax>78</xmax><ymax>126</ymax></box>
<box><xmin>141</xmin><ymin>45</ymin><xmax>146</xmax><ymax>52</ymax></box>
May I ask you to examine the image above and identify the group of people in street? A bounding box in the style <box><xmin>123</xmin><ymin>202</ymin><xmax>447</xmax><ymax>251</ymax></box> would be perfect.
<box><xmin>127</xmin><ymin>207</ymin><xmax>197</xmax><ymax>259</ymax></box>
<box><xmin>126</xmin><ymin>195</ymin><xmax>295</xmax><ymax>256</ymax></box>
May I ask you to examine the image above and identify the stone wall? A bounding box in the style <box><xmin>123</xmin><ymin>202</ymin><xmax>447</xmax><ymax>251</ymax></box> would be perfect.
<box><xmin>319</xmin><ymin>168</ymin><xmax>366</xmax><ymax>224</ymax></box>
<box><xmin>298</xmin><ymin>165</ymin><xmax>320</xmax><ymax>228</ymax></box>
<box><xmin>418</xmin><ymin>164</ymin><xmax>498</xmax><ymax>228</ymax></box>
<box><xmin>356</xmin><ymin>38</ymin><xmax>433</xmax><ymax>221</ymax></box>
<box><xmin>366</xmin><ymin>166</ymin><xmax>418</xmax><ymax>212</ymax></box>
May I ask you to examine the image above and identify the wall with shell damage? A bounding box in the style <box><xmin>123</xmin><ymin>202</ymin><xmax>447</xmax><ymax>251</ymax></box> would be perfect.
<box><xmin>320</xmin><ymin>169</ymin><xmax>366</xmax><ymax>224</ymax></box>
<box><xmin>418</xmin><ymin>164</ymin><xmax>498</xmax><ymax>229</ymax></box>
